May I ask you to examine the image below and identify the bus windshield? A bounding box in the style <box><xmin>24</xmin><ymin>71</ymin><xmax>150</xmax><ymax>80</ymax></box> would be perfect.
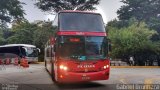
<box><xmin>59</xmin><ymin>12</ymin><xmax>105</xmax><ymax>32</ymax></box>
<box><xmin>25</xmin><ymin>47</ymin><xmax>38</xmax><ymax>57</ymax></box>
<box><xmin>57</xmin><ymin>36</ymin><xmax>107</xmax><ymax>61</ymax></box>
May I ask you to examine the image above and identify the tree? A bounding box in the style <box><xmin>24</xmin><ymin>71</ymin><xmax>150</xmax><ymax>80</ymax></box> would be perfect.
<box><xmin>35</xmin><ymin>0</ymin><xmax>100</xmax><ymax>13</ymax></box>
<box><xmin>7</xmin><ymin>21</ymin><xmax>37</xmax><ymax>44</ymax></box>
<box><xmin>0</xmin><ymin>22</ymin><xmax>12</xmax><ymax>45</ymax></box>
<box><xmin>117</xmin><ymin>0</ymin><xmax>160</xmax><ymax>41</ymax></box>
<box><xmin>0</xmin><ymin>0</ymin><xmax>25</xmax><ymax>23</ymax></box>
<box><xmin>108</xmin><ymin>21</ymin><xmax>158</xmax><ymax>65</ymax></box>
<box><xmin>117</xmin><ymin>0</ymin><xmax>160</xmax><ymax>22</ymax></box>
<box><xmin>0</xmin><ymin>28</ymin><xmax>5</xmax><ymax>45</ymax></box>
<box><xmin>33</xmin><ymin>21</ymin><xmax>56</xmax><ymax>61</ymax></box>
<box><xmin>6</xmin><ymin>20</ymin><xmax>56</xmax><ymax>61</ymax></box>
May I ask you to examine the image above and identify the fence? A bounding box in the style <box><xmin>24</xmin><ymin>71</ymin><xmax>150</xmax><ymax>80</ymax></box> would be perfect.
<box><xmin>110</xmin><ymin>59</ymin><xmax>160</xmax><ymax>66</ymax></box>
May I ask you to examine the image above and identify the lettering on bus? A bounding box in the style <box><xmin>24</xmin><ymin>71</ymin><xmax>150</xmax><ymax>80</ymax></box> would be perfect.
<box><xmin>75</xmin><ymin>32</ymin><xmax>84</xmax><ymax>35</ymax></box>
<box><xmin>77</xmin><ymin>65</ymin><xmax>95</xmax><ymax>68</ymax></box>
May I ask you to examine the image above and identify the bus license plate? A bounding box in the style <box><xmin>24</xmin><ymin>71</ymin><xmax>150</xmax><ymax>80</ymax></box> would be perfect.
<box><xmin>82</xmin><ymin>76</ymin><xmax>90</xmax><ymax>80</ymax></box>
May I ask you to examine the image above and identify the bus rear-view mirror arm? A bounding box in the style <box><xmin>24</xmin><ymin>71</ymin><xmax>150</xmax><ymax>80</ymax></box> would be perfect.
<box><xmin>22</xmin><ymin>47</ymin><xmax>27</xmax><ymax>52</ymax></box>
<box><xmin>37</xmin><ymin>48</ymin><xmax>41</xmax><ymax>53</ymax></box>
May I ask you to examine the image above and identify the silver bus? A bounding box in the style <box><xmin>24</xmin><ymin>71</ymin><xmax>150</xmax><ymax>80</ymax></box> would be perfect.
<box><xmin>0</xmin><ymin>44</ymin><xmax>40</xmax><ymax>62</ymax></box>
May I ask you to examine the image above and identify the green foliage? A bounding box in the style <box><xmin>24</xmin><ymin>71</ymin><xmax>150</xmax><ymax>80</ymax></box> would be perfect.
<box><xmin>0</xmin><ymin>29</ymin><xmax>5</xmax><ymax>45</ymax></box>
<box><xmin>33</xmin><ymin>25</ymin><xmax>55</xmax><ymax>49</ymax></box>
<box><xmin>6</xmin><ymin>21</ymin><xmax>56</xmax><ymax>61</ymax></box>
<box><xmin>117</xmin><ymin>0</ymin><xmax>160</xmax><ymax>22</ymax></box>
<box><xmin>117</xmin><ymin>0</ymin><xmax>160</xmax><ymax>42</ymax></box>
<box><xmin>0</xmin><ymin>24</ymin><xmax>12</xmax><ymax>45</ymax></box>
<box><xmin>0</xmin><ymin>0</ymin><xmax>25</xmax><ymax>23</ymax></box>
<box><xmin>7</xmin><ymin>21</ymin><xmax>37</xmax><ymax>44</ymax></box>
<box><xmin>33</xmin><ymin>23</ymin><xmax>56</xmax><ymax>61</ymax></box>
<box><xmin>108</xmin><ymin>21</ymin><xmax>158</xmax><ymax>58</ymax></box>
<box><xmin>35</xmin><ymin>0</ymin><xmax>100</xmax><ymax>13</ymax></box>
<box><xmin>106</xmin><ymin>18</ymin><xmax>137</xmax><ymax>30</ymax></box>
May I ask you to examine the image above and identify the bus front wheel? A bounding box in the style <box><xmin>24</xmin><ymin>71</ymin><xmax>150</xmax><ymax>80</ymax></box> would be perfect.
<box><xmin>45</xmin><ymin>60</ymin><xmax>47</xmax><ymax>68</ymax></box>
<box><xmin>51</xmin><ymin>63</ymin><xmax>56</xmax><ymax>81</ymax></box>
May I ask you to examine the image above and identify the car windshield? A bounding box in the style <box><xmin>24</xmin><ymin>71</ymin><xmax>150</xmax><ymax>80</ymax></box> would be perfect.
<box><xmin>57</xmin><ymin>36</ymin><xmax>107</xmax><ymax>61</ymax></box>
<box><xmin>59</xmin><ymin>12</ymin><xmax>105</xmax><ymax>32</ymax></box>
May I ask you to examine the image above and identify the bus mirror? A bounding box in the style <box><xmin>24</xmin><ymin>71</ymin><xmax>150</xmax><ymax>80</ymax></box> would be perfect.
<box><xmin>37</xmin><ymin>48</ymin><xmax>41</xmax><ymax>53</ymax></box>
<box><xmin>22</xmin><ymin>47</ymin><xmax>27</xmax><ymax>52</ymax></box>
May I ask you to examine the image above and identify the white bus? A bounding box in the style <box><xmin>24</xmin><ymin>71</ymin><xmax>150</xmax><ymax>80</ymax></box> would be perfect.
<box><xmin>0</xmin><ymin>44</ymin><xmax>40</xmax><ymax>62</ymax></box>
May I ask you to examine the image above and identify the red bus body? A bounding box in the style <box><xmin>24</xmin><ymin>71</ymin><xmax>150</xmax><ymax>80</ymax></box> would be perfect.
<box><xmin>45</xmin><ymin>10</ymin><xmax>110</xmax><ymax>83</ymax></box>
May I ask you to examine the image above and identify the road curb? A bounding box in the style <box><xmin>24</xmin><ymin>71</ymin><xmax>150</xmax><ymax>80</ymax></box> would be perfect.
<box><xmin>37</xmin><ymin>62</ymin><xmax>44</xmax><ymax>64</ymax></box>
<box><xmin>29</xmin><ymin>62</ymin><xmax>44</xmax><ymax>64</ymax></box>
<box><xmin>111</xmin><ymin>66</ymin><xmax>160</xmax><ymax>68</ymax></box>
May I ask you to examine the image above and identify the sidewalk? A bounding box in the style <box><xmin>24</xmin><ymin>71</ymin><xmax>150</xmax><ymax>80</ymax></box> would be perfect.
<box><xmin>111</xmin><ymin>66</ymin><xmax>160</xmax><ymax>68</ymax></box>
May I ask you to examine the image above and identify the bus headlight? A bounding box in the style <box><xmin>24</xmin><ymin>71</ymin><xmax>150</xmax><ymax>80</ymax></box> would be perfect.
<box><xmin>60</xmin><ymin>65</ymin><xmax>64</xmax><ymax>69</ymax></box>
<box><xmin>103</xmin><ymin>65</ymin><xmax>109</xmax><ymax>69</ymax></box>
<box><xmin>59</xmin><ymin>65</ymin><xmax>68</xmax><ymax>71</ymax></box>
<box><xmin>63</xmin><ymin>66</ymin><xmax>68</xmax><ymax>70</ymax></box>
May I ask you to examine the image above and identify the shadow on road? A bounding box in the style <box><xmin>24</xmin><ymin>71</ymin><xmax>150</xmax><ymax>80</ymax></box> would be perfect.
<box><xmin>56</xmin><ymin>82</ymin><xmax>107</xmax><ymax>89</ymax></box>
<box><xmin>16</xmin><ymin>83</ymin><xmax>116</xmax><ymax>90</ymax></box>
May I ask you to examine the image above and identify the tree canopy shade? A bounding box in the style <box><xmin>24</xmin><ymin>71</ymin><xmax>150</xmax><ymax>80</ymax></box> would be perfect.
<box><xmin>0</xmin><ymin>0</ymin><xmax>25</xmax><ymax>23</ymax></box>
<box><xmin>35</xmin><ymin>0</ymin><xmax>100</xmax><ymax>13</ymax></box>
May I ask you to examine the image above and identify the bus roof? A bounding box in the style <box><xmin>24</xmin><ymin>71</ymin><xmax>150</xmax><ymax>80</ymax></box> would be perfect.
<box><xmin>0</xmin><ymin>44</ymin><xmax>36</xmax><ymax>48</ymax></box>
<box><xmin>59</xmin><ymin>10</ymin><xmax>100</xmax><ymax>15</ymax></box>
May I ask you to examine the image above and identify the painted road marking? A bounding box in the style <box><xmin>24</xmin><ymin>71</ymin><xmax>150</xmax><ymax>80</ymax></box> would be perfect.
<box><xmin>119</xmin><ymin>78</ymin><xmax>127</xmax><ymax>84</ymax></box>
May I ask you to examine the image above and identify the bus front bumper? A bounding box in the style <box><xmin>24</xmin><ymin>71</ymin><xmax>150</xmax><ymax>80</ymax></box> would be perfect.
<box><xmin>57</xmin><ymin>70</ymin><xmax>109</xmax><ymax>83</ymax></box>
<box><xmin>25</xmin><ymin>57</ymin><xmax>38</xmax><ymax>62</ymax></box>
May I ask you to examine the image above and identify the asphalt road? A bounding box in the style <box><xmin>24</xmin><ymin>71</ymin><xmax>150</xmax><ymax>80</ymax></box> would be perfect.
<box><xmin>0</xmin><ymin>63</ymin><xmax>160</xmax><ymax>90</ymax></box>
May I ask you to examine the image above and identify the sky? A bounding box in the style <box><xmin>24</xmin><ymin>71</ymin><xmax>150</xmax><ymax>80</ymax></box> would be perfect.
<box><xmin>20</xmin><ymin>0</ymin><xmax>123</xmax><ymax>24</ymax></box>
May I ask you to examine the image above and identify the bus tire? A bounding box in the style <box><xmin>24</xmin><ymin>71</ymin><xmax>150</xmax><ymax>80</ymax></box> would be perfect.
<box><xmin>45</xmin><ymin>60</ymin><xmax>47</xmax><ymax>68</ymax></box>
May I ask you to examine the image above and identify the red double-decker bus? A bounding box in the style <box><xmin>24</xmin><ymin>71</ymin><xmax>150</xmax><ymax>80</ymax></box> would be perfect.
<box><xmin>45</xmin><ymin>10</ymin><xmax>111</xmax><ymax>83</ymax></box>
